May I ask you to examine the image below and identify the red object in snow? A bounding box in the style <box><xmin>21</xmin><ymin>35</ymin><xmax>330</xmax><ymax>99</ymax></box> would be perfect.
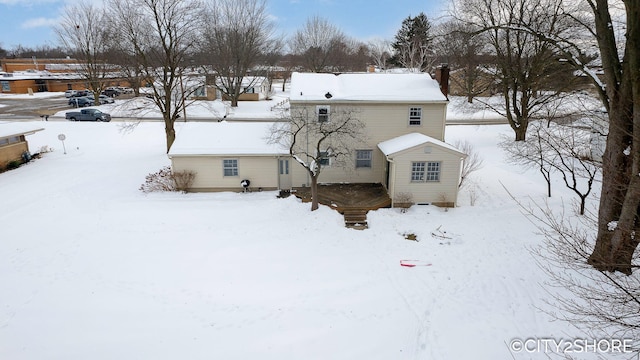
<box><xmin>400</xmin><ymin>260</ymin><xmax>432</xmax><ymax>267</ymax></box>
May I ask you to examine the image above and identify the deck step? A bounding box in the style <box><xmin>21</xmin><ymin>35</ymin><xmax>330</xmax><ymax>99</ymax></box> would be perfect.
<box><xmin>344</xmin><ymin>210</ymin><xmax>369</xmax><ymax>230</ymax></box>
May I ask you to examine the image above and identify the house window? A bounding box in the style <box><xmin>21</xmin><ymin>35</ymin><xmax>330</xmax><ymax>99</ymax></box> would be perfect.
<box><xmin>223</xmin><ymin>159</ymin><xmax>238</xmax><ymax>176</ymax></box>
<box><xmin>317</xmin><ymin>105</ymin><xmax>330</xmax><ymax>122</ymax></box>
<box><xmin>1</xmin><ymin>81</ymin><xmax>10</xmax><ymax>92</ymax></box>
<box><xmin>411</xmin><ymin>161</ymin><xmax>441</xmax><ymax>182</ymax></box>
<box><xmin>411</xmin><ymin>162</ymin><xmax>426</xmax><ymax>181</ymax></box>
<box><xmin>409</xmin><ymin>107</ymin><xmax>422</xmax><ymax>125</ymax></box>
<box><xmin>318</xmin><ymin>151</ymin><xmax>331</xmax><ymax>166</ymax></box>
<box><xmin>279</xmin><ymin>159</ymin><xmax>289</xmax><ymax>175</ymax></box>
<box><xmin>356</xmin><ymin>150</ymin><xmax>372</xmax><ymax>168</ymax></box>
<box><xmin>0</xmin><ymin>136</ymin><xmax>21</xmax><ymax>146</ymax></box>
<box><xmin>426</xmin><ymin>161</ymin><xmax>441</xmax><ymax>181</ymax></box>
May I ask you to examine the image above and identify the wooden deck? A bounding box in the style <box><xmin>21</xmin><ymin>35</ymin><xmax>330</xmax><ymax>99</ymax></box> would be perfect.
<box><xmin>293</xmin><ymin>183</ymin><xmax>392</xmax><ymax>229</ymax></box>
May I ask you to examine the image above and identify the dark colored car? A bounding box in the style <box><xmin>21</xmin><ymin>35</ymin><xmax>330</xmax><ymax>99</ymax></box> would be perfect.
<box><xmin>68</xmin><ymin>96</ymin><xmax>95</xmax><ymax>107</ymax></box>
<box><xmin>101</xmin><ymin>88</ymin><xmax>121</xmax><ymax>97</ymax></box>
<box><xmin>65</xmin><ymin>108</ymin><xmax>111</xmax><ymax>122</ymax></box>
<box><xmin>70</xmin><ymin>90</ymin><xmax>90</xmax><ymax>97</ymax></box>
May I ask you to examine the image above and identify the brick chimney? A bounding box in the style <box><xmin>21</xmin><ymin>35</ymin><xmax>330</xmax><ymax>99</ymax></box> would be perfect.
<box><xmin>434</xmin><ymin>64</ymin><xmax>450</xmax><ymax>98</ymax></box>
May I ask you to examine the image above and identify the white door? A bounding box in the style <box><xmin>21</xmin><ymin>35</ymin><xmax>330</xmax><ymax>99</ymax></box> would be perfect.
<box><xmin>278</xmin><ymin>159</ymin><xmax>292</xmax><ymax>189</ymax></box>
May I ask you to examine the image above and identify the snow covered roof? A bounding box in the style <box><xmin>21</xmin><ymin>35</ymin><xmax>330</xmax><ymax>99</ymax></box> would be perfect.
<box><xmin>289</xmin><ymin>72</ymin><xmax>447</xmax><ymax>103</ymax></box>
<box><xmin>0</xmin><ymin>122</ymin><xmax>45</xmax><ymax>139</ymax></box>
<box><xmin>378</xmin><ymin>133</ymin><xmax>465</xmax><ymax>157</ymax></box>
<box><xmin>168</xmin><ymin>122</ymin><xmax>289</xmax><ymax>156</ymax></box>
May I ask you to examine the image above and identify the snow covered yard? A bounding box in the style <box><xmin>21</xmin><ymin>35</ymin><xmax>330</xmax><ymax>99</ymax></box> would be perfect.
<box><xmin>0</xmin><ymin>121</ymin><xmax>602</xmax><ymax>359</ymax></box>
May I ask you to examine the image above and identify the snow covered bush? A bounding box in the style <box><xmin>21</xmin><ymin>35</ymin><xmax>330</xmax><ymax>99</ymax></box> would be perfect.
<box><xmin>139</xmin><ymin>166</ymin><xmax>195</xmax><ymax>193</ymax></box>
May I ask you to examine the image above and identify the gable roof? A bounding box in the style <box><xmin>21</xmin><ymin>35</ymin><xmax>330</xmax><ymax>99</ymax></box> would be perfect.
<box><xmin>0</xmin><ymin>122</ymin><xmax>44</xmax><ymax>139</ymax></box>
<box><xmin>378</xmin><ymin>133</ymin><xmax>465</xmax><ymax>157</ymax></box>
<box><xmin>167</xmin><ymin>122</ymin><xmax>289</xmax><ymax>157</ymax></box>
<box><xmin>289</xmin><ymin>72</ymin><xmax>447</xmax><ymax>102</ymax></box>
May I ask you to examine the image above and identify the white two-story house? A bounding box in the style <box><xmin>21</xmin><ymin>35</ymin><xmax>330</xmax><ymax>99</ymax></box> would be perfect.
<box><xmin>168</xmin><ymin>70</ymin><xmax>466</xmax><ymax>206</ymax></box>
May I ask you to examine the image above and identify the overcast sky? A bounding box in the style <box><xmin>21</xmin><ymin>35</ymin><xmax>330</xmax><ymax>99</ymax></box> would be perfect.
<box><xmin>0</xmin><ymin>0</ymin><xmax>446</xmax><ymax>50</ymax></box>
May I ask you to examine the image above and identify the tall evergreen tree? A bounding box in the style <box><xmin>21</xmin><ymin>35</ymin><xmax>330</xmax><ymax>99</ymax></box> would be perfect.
<box><xmin>390</xmin><ymin>12</ymin><xmax>433</xmax><ymax>71</ymax></box>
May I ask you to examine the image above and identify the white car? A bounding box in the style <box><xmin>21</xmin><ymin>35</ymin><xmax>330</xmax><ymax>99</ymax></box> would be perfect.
<box><xmin>64</xmin><ymin>90</ymin><xmax>78</xmax><ymax>98</ymax></box>
<box><xmin>98</xmin><ymin>95</ymin><xmax>115</xmax><ymax>104</ymax></box>
<box><xmin>116</xmin><ymin>86</ymin><xmax>134</xmax><ymax>94</ymax></box>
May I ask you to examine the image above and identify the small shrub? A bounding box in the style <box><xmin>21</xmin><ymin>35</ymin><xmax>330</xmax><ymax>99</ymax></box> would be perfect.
<box><xmin>173</xmin><ymin>169</ymin><xmax>196</xmax><ymax>192</ymax></box>
<box><xmin>395</xmin><ymin>192</ymin><xmax>414</xmax><ymax>213</ymax></box>
<box><xmin>140</xmin><ymin>166</ymin><xmax>196</xmax><ymax>193</ymax></box>
<box><xmin>6</xmin><ymin>160</ymin><xmax>21</xmax><ymax>170</ymax></box>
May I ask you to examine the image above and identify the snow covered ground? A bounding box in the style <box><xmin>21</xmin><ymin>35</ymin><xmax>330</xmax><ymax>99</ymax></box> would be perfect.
<box><xmin>0</xmin><ymin>113</ymin><xmax>614</xmax><ymax>359</ymax></box>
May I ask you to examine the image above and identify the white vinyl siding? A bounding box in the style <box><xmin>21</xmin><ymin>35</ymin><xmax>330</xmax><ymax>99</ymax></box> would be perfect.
<box><xmin>288</xmin><ymin>102</ymin><xmax>447</xmax><ymax>186</ymax></box>
<box><xmin>171</xmin><ymin>156</ymin><xmax>281</xmax><ymax>191</ymax></box>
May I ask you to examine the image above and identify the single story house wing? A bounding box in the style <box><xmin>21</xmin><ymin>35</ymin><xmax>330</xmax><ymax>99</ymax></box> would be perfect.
<box><xmin>168</xmin><ymin>122</ymin><xmax>292</xmax><ymax>192</ymax></box>
<box><xmin>378</xmin><ymin>133</ymin><xmax>466</xmax><ymax>207</ymax></box>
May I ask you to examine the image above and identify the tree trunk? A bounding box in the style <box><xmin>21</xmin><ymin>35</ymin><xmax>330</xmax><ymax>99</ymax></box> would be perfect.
<box><xmin>514</xmin><ymin>125</ymin><xmax>527</xmax><ymax>141</ymax></box>
<box><xmin>164</xmin><ymin>121</ymin><xmax>175</xmax><ymax>153</ymax></box>
<box><xmin>310</xmin><ymin>175</ymin><xmax>319</xmax><ymax>211</ymax></box>
<box><xmin>589</xmin><ymin>0</ymin><xmax>640</xmax><ymax>274</ymax></box>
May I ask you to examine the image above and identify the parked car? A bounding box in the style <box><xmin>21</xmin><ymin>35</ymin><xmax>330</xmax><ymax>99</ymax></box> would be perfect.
<box><xmin>65</xmin><ymin>108</ymin><xmax>111</xmax><ymax>122</ymax></box>
<box><xmin>116</xmin><ymin>86</ymin><xmax>134</xmax><ymax>94</ymax></box>
<box><xmin>98</xmin><ymin>95</ymin><xmax>115</xmax><ymax>104</ymax></box>
<box><xmin>101</xmin><ymin>88</ymin><xmax>121</xmax><ymax>97</ymax></box>
<box><xmin>70</xmin><ymin>90</ymin><xmax>90</xmax><ymax>97</ymax></box>
<box><xmin>64</xmin><ymin>90</ymin><xmax>78</xmax><ymax>98</ymax></box>
<box><xmin>68</xmin><ymin>96</ymin><xmax>95</xmax><ymax>107</ymax></box>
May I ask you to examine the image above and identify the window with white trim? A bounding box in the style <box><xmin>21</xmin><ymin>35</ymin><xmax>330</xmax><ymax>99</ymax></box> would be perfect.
<box><xmin>425</xmin><ymin>161</ymin><xmax>441</xmax><ymax>181</ymax></box>
<box><xmin>409</xmin><ymin>107</ymin><xmax>422</xmax><ymax>125</ymax></box>
<box><xmin>411</xmin><ymin>161</ymin><xmax>441</xmax><ymax>182</ymax></box>
<box><xmin>411</xmin><ymin>162</ymin><xmax>425</xmax><ymax>181</ymax></box>
<box><xmin>318</xmin><ymin>151</ymin><xmax>331</xmax><ymax>166</ymax></box>
<box><xmin>223</xmin><ymin>159</ymin><xmax>238</xmax><ymax>176</ymax></box>
<box><xmin>355</xmin><ymin>150</ymin><xmax>372</xmax><ymax>168</ymax></box>
<box><xmin>316</xmin><ymin>105</ymin><xmax>330</xmax><ymax>122</ymax></box>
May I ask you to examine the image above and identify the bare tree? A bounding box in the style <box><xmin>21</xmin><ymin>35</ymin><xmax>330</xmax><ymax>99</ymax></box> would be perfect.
<box><xmin>487</xmin><ymin>0</ymin><xmax>640</xmax><ymax>274</ymax></box>
<box><xmin>504</xmin><ymin>121</ymin><xmax>599</xmax><ymax>214</ymax></box>
<box><xmin>367</xmin><ymin>38</ymin><xmax>392</xmax><ymax>71</ymax></box>
<box><xmin>4</xmin><ymin>45</ymin><xmax>67</xmax><ymax>59</ymax></box>
<box><xmin>575</xmin><ymin>1</ymin><xmax>639</xmax><ymax>275</ymax></box>
<box><xmin>434</xmin><ymin>20</ymin><xmax>490</xmax><ymax>102</ymax></box>
<box><xmin>508</xmin><ymin>196</ymin><xmax>640</xmax><ymax>350</ymax></box>
<box><xmin>289</xmin><ymin>16</ymin><xmax>347</xmax><ymax>72</ymax></box>
<box><xmin>110</xmin><ymin>0</ymin><xmax>201</xmax><ymax>152</ymax></box>
<box><xmin>198</xmin><ymin>0</ymin><xmax>277</xmax><ymax>107</ymax></box>
<box><xmin>104</xmin><ymin>46</ymin><xmax>145</xmax><ymax>97</ymax></box>
<box><xmin>502</xmin><ymin>124</ymin><xmax>556</xmax><ymax>197</ymax></box>
<box><xmin>269</xmin><ymin>107</ymin><xmax>365</xmax><ymax>211</ymax></box>
<box><xmin>454</xmin><ymin>139</ymin><xmax>483</xmax><ymax>189</ymax></box>
<box><xmin>54</xmin><ymin>2</ymin><xmax>113</xmax><ymax>102</ymax></box>
<box><xmin>454</xmin><ymin>0</ymin><xmax>578</xmax><ymax>141</ymax></box>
